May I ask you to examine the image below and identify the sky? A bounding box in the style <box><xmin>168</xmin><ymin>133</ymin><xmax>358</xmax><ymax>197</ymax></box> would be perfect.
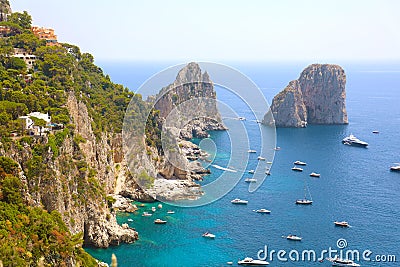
<box><xmin>9</xmin><ymin>0</ymin><xmax>400</xmax><ymax>63</ymax></box>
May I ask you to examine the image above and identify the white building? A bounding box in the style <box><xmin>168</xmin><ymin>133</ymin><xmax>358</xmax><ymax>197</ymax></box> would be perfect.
<box><xmin>13</xmin><ymin>48</ymin><xmax>36</xmax><ymax>70</ymax></box>
<box><xmin>19</xmin><ymin>112</ymin><xmax>51</xmax><ymax>135</ymax></box>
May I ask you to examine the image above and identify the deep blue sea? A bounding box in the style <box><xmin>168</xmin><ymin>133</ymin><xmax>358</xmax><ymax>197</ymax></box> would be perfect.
<box><xmin>86</xmin><ymin>62</ymin><xmax>400</xmax><ymax>266</ymax></box>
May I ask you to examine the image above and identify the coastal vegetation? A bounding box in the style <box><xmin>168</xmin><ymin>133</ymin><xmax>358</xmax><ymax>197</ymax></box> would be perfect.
<box><xmin>0</xmin><ymin>2</ymin><xmax>150</xmax><ymax>265</ymax></box>
<box><xmin>0</xmin><ymin>156</ymin><xmax>98</xmax><ymax>266</ymax></box>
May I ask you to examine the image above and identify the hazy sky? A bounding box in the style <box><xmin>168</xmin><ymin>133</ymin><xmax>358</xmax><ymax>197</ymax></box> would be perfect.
<box><xmin>10</xmin><ymin>0</ymin><xmax>400</xmax><ymax>63</ymax></box>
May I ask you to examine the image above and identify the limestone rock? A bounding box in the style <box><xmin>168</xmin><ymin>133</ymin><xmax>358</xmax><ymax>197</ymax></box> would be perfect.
<box><xmin>154</xmin><ymin>62</ymin><xmax>226</xmax><ymax>139</ymax></box>
<box><xmin>264</xmin><ymin>64</ymin><xmax>348</xmax><ymax>127</ymax></box>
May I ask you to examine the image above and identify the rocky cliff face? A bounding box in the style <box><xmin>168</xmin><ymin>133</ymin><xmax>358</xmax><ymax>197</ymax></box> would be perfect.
<box><xmin>0</xmin><ymin>92</ymin><xmax>138</xmax><ymax>248</ymax></box>
<box><xmin>155</xmin><ymin>62</ymin><xmax>226</xmax><ymax>139</ymax></box>
<box><xmin>120</xmin><ymin>63</ymin><xmax>225</xmax><ymax>202</ymax></box>
<box><xmin>264</xmin><ymin>64</ymin><xmax>348</xmax><ymax>127</ymax></box>
<box><xmin>0</xmin><ymin>0</ymin><xmax>11</xmax><ymax>21</ymax></box>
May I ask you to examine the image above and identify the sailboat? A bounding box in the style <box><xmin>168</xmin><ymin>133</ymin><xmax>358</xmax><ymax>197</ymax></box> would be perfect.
<box><xmin>296</xmin><ymin>181</ymin><xmax>313</xmax><ymax>205</ymax></box>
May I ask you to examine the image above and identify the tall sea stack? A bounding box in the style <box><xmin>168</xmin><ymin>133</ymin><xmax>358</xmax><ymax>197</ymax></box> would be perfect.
<box><xmin>264</xmin><ymin>64</ymin><xmax>348</xmax><ymax>127</ymax></box>
<box><xmin>155</xmin><ymin>62</ymin><xmax>226</xmax><ymax>139</ymax></box>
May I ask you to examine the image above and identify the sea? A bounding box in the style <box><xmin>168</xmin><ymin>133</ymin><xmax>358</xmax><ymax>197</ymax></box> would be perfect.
<box><xmin>86</xmin><ymin>61</ymin><xmax>400</xmax><ymax>267</ymax></box>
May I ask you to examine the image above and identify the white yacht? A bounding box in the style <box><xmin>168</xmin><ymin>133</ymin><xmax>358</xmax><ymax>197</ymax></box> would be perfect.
<box><xmin>245</xmin><ymin>178</ymin><xmax>257</xmax><ymax>183</ymax></box>
<box><xmin>342</xmin><ymin>134</ymin><xmax>368</xmax><ymax>147</ymax></box>
<box><xmin>231</xmin><ymin>198</ymin><xmax>248</xmax><ymax>204</ymax></box>
<box><xmin>167</xmin><ymin>210</ymin><xmax>175</xmax><ymax>214</ymax></box>
<box><xmin>202</xmin><ymin>232</ymin><xmax>215</xmax><ymax>239</ymax></box>
<box><xmin>310</xmin><ymin>172</ymin><xmax>320</xmax><ymax>177</ymax></box>
<box><xmin>334</xmin><ymin>221</ymin><xmax>350</xmax><ymax>227</ymax></box>
<box><xmin>292</xmin><ymin>166</ymin><xmax>303</xmax><ymax>172</ymax></box>
<box><xmin>294</xmin><ymin>160</ymin><xmax>307</xmax><ymax>166</ymax></box>
<box><xmin>248</xmin><ymin>149</ymin><xmax>257</xmax><ymax>153</ymax></box>
<box><xmin>142</xmin><ymin>212</ymin><xmax>152</xmax><ymax>217</ymax></box>
<box><xmin>390</xmin><ymin>164</ymin><xmax>400</xmax><ymax>172</ymax></box>
<box><xmin>254</xmin><ymin>209</ymin><xmax>271</xmax><ymax>214</ymax></box>
<box><xmin>154</xmin><ymin>218</ymin><xmax>167</xmax><ymax>224</ymax></box>
<box><xmin>286</xmin><ymin>234</ymin><xmax>302</xmax><ymax>241</ymax></box>
<box><xmin>257</xmin><ymin>156</ymin><xmax>266</xmax><ymax>161</ymax></box>
<box><xmin>326</xmin><ymin>257</ymin><xmax>360</xmax><ymax>266</ymax></box>
<box><xmin>238</xmin><ymin>257</ymin><xmax>269</xmax><ymax>266</ymax></box>
<box><xmin>248</xmin><ymin>170</ymin><xmax>255</xmax><ymax>174</ymax></box>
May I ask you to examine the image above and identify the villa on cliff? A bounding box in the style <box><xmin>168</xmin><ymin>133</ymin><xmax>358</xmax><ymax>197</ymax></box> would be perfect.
<box><xmin>31</xmin><ymin>26</ymin><xmax>60</xmax><ymax>46</ymax></box>
<box><xmin>19</xmin><ymin>112</ymin><xmax>53</xmax><ymax>136</ymax></box>
<box><xmin>12</xmin><ymin>48</ymin><xmax>36</xmax><ymax>69</ymax></box>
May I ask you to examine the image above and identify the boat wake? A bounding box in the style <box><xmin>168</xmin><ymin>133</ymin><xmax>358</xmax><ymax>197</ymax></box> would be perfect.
<box><xmin>211</xmin><ymin>164</ymin><xmax>237</xmax><ymax>173</ymax></box>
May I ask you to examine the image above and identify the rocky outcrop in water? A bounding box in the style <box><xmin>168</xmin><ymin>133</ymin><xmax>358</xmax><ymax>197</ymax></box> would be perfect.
<box><xmin>264</xmin><ymin>64</ymin><xmax>348</xmax><ymax>127</ymax></box>
<box><xmin>120</xmin><ymin>63</ymin><xmax>225</xmax><ymax>202</ymax></box>
<box><xmin>155</xmin><ymin>62</ymin><xmax>226</xmax><ymax>139</ymax></box>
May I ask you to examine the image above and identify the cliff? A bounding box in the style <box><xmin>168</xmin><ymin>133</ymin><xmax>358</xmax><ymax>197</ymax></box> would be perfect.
<box><xmin>120</xmin><ymin>63</ymin><xmax>224</xmax><ymax>202</ymax></box>
<box><xmin>264</xmin><ymin>64</ymin><xmax>348</xmax><ymax>127</ymax></box>
<box><xmin>155</xmin><ymin>62</ymin><xmax>226</xmax><ymax>139</ymax></box>
<box><xmin>1</xmin><ymin>92</ymin><xmax>138</xmax><ymax>249</ymax></box>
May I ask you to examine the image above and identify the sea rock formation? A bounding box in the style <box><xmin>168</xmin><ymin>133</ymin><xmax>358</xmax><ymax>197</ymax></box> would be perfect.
<box><xmin>121</xmin><ymin>63</ymin><xmax>226</xmax><ymax>202</ymax></box>
<box><xmin>264</xmin><ymin>64</ymin><xmax>348</xmax><ymax>127</ymax></box>
<box><xmin>154</xmin><ymin>62</ymin><xmax>226</xmax><ymax>139</ymax></box>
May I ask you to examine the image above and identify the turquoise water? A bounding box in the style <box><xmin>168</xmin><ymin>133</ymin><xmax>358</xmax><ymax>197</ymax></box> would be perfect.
<box><xmin>87</xmin><ymin>63</ymin><xmax>400</xmax><ymax>266</ymax></box>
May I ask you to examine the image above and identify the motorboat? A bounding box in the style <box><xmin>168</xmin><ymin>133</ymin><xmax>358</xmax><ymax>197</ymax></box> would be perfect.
<box><xmin>310</xmin><ymin>172</ymin><xmax>320</xmax><ymax>177</ymax></box>
<box><xmin>238</xmin><ymin>257</ymin><xmax>269</xmax><ymax>266</ymax></box>
<box><xmin>265</xmin><ymin>169</ymin><xmax>271</xmax><ymax>175</ymax></box>
<box><xmin>334</xmin><ymin>221</ymin><xmax>350</xmax><ymax>227</ymax></box>
<box><xmin>238</xmin><ymin>117</ymin><xmax>246</xmax><ymax>121</ymax></box>
<box><xmin>286</xmin><ymin>234</ymin><xmax>302</xmax><ymax>241</ymax></box>
<box><xmin>254</xmin><ymin>209</ymin><xmax>271</xmax><ymax>214</ymax></box>
<box><xmin>202</xmin><ymin>232</ymin><xmax>215</xmax><ymax>239</ymax></box>
<box><xmin>248</xmin><ymin>170</ymin><xmax>255</xmax><ymax>174</ymax></box>
<box><xmin>167</xmin><ymin>210</ymin><xmax>175</xmax><ymax>214</ymax></box>
<box><xmin>231</xmin><ymin>198</ymin><xmax>248</xmax><ymax>204</ymax></box>
<box><xmin>245</xmin><ymin>178</ymin><xmax>257</xmax><ymax>183</ymax></box>
<box><xmin>154</xmin><ymin>219</ymin><xmax>167</xmax><ymax>224</ymax></box>
<box><xmin>294</xmin><ymin>160</ymin><xmax>307</xmax><ymax>166</ymax></box>
<box><xmin>127</xmin><ymin>218</ymin><xmax>133</xmax><ymax>222</ymax></box>
<box><xmin>158</xmin><ymin>204</ymin><xmax>163</xmax><ymax>209</ymax></box>
<box><xmin>151</xmin><ymin>207</ymin><xmax>156</xmax><ymax>212</ymax></box>
<box><xmin>326</xmin><ymin>257</ymin><xmax>360</xmax><ymax>266</ymax></box>
<box><xmin>248</xmin><ymin>149</ymin><xmax>257</xmax><ymax>153</ymax></box>
<box><xmin>292</xmin><ymin>167</ymin><xmax>303</xmax><ymax>172</ymax></box>
<box><xmin>372</xmin><ymin>130</ymin><xmax>379</xmax><ymax>134</ymax></box>
<box><xmin>257</xmin><ymin>156</ymin><xmax>266</xmax><ymax>161</ymax></box>
<box><xmin>342</xmin><ymin>134</ymin><xmax>368</xmax><ymax>147</ymax></box>
<box><xmin>142</xmin><ymin>212</ymin><xmax>152</xmax><ymax>217</ymax></box>
<box><xmin>390</xmin><ymin>164</ymin><xmax>400</xmax><ymax>172</ymax></box>
<box><xmin>273</xmin><ymin>147</ymin><xmax>281</xmax><ymax>151</ymax></box>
